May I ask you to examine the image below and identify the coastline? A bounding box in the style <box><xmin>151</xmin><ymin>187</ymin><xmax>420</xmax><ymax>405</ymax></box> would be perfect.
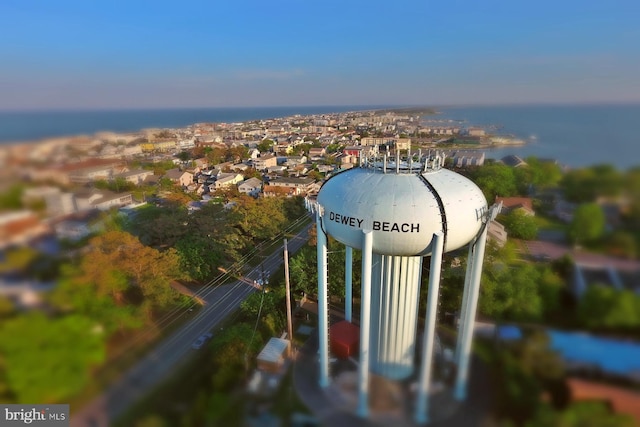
<box><xmin>0</xmin><ymin>105</ymin><xmax>395</xmax><ymax>145</ymax></box>
<box><xmin>2</xmin><ymin>104</ymin><xmax>639</xmax><ymax>169</ymax></box>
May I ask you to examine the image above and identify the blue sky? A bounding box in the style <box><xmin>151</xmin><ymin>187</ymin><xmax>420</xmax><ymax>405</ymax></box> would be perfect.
<box><xmin>1</xmin><ymin>0</ymin><xmax>639</xmax><ymax>110</ymax></box>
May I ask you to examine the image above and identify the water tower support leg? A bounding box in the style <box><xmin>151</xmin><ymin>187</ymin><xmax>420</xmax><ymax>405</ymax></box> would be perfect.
<box><xmin>454</xmin><ymin>223</ymin><xmax>489</xmax><ymax>401</ymax></box>
<box><xmin>454</xmin><ymin>243</ymin><xmax>475</xmax><ymax>365</ymax></box>
<box><xmin>415</xmin><ymin>232</ymin><xmax>444</xmax><ymax>424</ymax></box>
<box><xmin>316</xmin><ymin>211</ymin><xmax>330</xmax><ymax>388</ymax></box>
<box><xmin>357</xmin><ymin>230</ymin><xmax>373</xmax><ymax>418</ymax></box>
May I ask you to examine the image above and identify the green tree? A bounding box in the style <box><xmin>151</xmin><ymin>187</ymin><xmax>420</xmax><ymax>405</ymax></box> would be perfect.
<box><xmin>288</xmin><ymin>246</ymin><xmax>318</xmax><ymax>297</ymax></box>
<box><xmin>257</xmin><ymin>139</ymin><xmax>274</xmax><ymax>153</ymax></box>
<box><xmin>468</xmin><ymin>163</ymin><xmax>518</xmax><ymax>201</ymax></box>
<box><xmin>561</xmin><ymin>168</ymin><xmax>597</xmax><ymax>203</ymax></box>
<box><xmin>491</xmin><ymin>331</ymin><xmax>568</xmax><ymax>425</ymax></box>
<box><xmin>130</xmin><ymin>205</ymin><xmax>190</xmax><ymax>248</ymax></box>
<box><xmin>0</xmin><ymin>184</ymin><xmax>24</xmax><ymax>211</ymax></box>
<box><xmin>240</xmin><ymin>288</ymin><xmax>280</xmax><ymax>318</ymax></box>
<box><xmin>0</xmin><ymin>313</ymin><xmax>105</xmax><ymax>403</ymax></box>
<box><xmin>568</xmin><ymin>203</ymin><xmax>605</xmax><ymax>245</ymax></box>
<box><xmin>502</xmin><ymin>210</ymin><xmax>539</xmax><ymax>240</ymax></box>
<box><xmin>514</xmin><ymin>157</ymin><xmax>563</xmax><ymax>194</ymax></box>
<box><xmin>326</xmin><ymin>143</ymin><xmax>342</xmax><ymax>153</ymax></box>
<box><xmin>228</xmin><ymin>196</ymin><xmax>287</xmax><ymax>242</ymax></box>
<box><xmin>210</xmin><ymin>323</ymin><xmax>263</xmax><ymax>389</ymax></box>
<box><xmin>175</xmin><ymin>233</ymin><xmax>224</xmax><ymax>281</ymax></box>
<box><xmin>227</xmin><ymin>145</ymin><xmax>249</xmax><ymax>162</ymax></box>
<box><xmin>149</xmin><ymin>160</ymin><xmax>178</xmax><ymax>175</ymax></box>
<box><xmin>590</xmin><ymin>164</ymin><xmax>624</xmax><ymax>199</ymax></box>
<box><xmin>307</xmin><ymin>169</ymin><xmax>323</xmax><ymax>181</ymax></box>
<box><xmin>80</xmin><ymin>231</ymin><xmax>184</xmax><ymax>311</ymax></box>
<box><xmin>561</xmin><ymin>164</ymin><xmax>624</xmax><ymax>203</ymax></box>
<box><xmin>492</xmin><ymin>348</ymin><xmax>542</xmax><ymax>424</ymax></box>
<box><xmin>176</xmin><ymin>151</ymin><xmax>191</xmax><ymax>162</ymax></box>
<box><xmin>110</xmin><ymin>176</ymin><xmax>136</xmax><ymax>192</ymax></box>
<box><xmin>205</xmin><ymin>147</ymin><xmax>226</xmax><ymax>165</ymax></box>
<box><xmin>281</xmin><ymin>196</ymin><xmax>306</xmax><ymax>221</ymax></box>
<box><xmin>577</xmin><ymin>285</ymin><xmax>640</xmax><ymax>331</ymax></box>
<box><xmin>537</xmin><ymin>267</ymin><xmax>564</xmax><ymax>322</ymax></box>
<box><xmin>480</xmin><ymin>263</ymin><xmax>544</xmax><ymax>322</ymax></box>
<box><xmin>50</xmin><ymin>264</ymin><xmax>143</xmax><ymax>334</ymax></box>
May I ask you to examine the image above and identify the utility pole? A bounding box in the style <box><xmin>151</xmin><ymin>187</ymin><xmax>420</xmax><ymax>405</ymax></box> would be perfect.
<box><xmin>284</xmin><ymin>239</ymin><xmax>294</xmax><ymax>354</ymax></box>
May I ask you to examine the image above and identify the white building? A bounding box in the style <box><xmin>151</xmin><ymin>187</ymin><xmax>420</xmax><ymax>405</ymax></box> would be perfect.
<box><xmin>238</xmin><ymin>177</ymin><xmax>263</xmax><ymax>197</ymax></box>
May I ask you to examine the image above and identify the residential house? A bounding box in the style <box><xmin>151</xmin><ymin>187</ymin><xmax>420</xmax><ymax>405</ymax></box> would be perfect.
<box><xmin>309</xmin><ymin>147</ymin><xmax>327</xmax><ymax>159</ymax></box>
<box><xmin>30</xmin><ymin>159</ymin><xmax>125</xmax><ymax>185</ymax></box>
<box><xmin>395</xmin><ymin>138</ymin><xmax>411</xmax><ymax>150</ymax></box>
<box><xmin>343</xmin><ymin>146</ymin><xmax>378</xmax><ymax>163</ymax></box>
<box><xmin>268</xmin><ymin>176</ymin><xmax>315</xmax><ymax>195</ymax></box>
<box><xmin>114</xmin><ymin>169</ymin><xmax>155</xmax><ymax>185</ymax></box>
<box><xmin>22</xmin><ymin>187</ymin><xmax>73</xmax><ymax>218</ymax></box>
<box><xmin>487</xmin><ymin>220</ymin><xmax>508</xmax><ymax>247</ymax></box>
<box><xmin>211</xmin><ymin>161</ymin><xmax>234</xmax><ymax>172</ymax></box>
<box><xmin>68</xmin><ymin>163</ymin><xmax>125</xmax><ymax>184</ymax></box>
<box><xmin>230</xmin><ymin>163</ymin><xmax>250</xmax><ymax>173</ymax></box>
<box><xmin>284</xmin><ymin>155</ymin><xmax>307</xmax><ymax>166</ymax></box>
<box><xmin>248</xmin><ymin>148</ymin><xmax>261</xmax><ymax>159</ymax></box>
<box><xmin>0</xmin><ymin>211</ymin><xmax>50</xmax><ymax>249</ymax></box>
<box><xmin>451</xmin><ymin>151</ymin><xmax>485</xmax><ymax>167</ymax></box>
<box><xmin>238</xmin><ymin>177</ymin><xmax>263</xmax><ymax>197</ymax></box>
<box><xmin>265</xmin><ymin>165</ymin><xmax>288</xmax><ymax>175</ymax></box>
<box><xmin>143</xmin><ymin>174</ymin><xmax>162</xmax><ymax>187</ymax></box>
<box><xmin>501</xmin><ymin>155</ymin><xmax>528</xmax><ymax>168</ymax></box>
<box><xmin>317</xmin><ymin>164</ymin><xmax>335</xmax><ymax>174</ymax></box>
<box><xmin>360</xmin><ymin>137</ymin><xmax>399</xmax><ymax>147</ymax></box>
<box><xmin>286</xmin><ymin>164</ymin><xmax>310</xmax><ymax>177</ymax></box>
<box><xmin>192</xmin><ymin>158</ymin><xmax>208</xmax><ymax>173</ymax></box>
<box><xmin>468</xmin><ymin>127</ymin><xmax>486</xmax><ymax>137</ymax></box>
<box><xmin>46</xmin><ymin>192</ymin><xmax>76</xmax><ymax>217</ymax></box>
<box><xmin>74</xmin><ymin>189</ymin><xmax>134</xmax><ymax>211</ymax></box>
<box><xmin>53</xmin><ymin>211</ymin><xmax>103</xmax><ymax>242</ymax></box>
<box><xmin>253</xmin><ymin>154</ymin><xmax>278</xmax><ymax>170</ymax></box>
<box><xmin>339</xmin><ymin>153</ymin><xmax>356</xmax><ymax>166</ymax></box>
<box><xmin>214</xmin><ymin>173</ymin><xmax>244</xmax><ymax>190</ymax></box>
<box><xmin>139</xmin><ymin>139</ymin><xmax>177</xmax><ymax>153</ymax></box>
<box><xmin>164</xmin><ymin>169</ymin><xmax>193</xmax><ymax>187</ymax></box>
<box><xmin>495</xmin><ymin>197</ymin><xmax>535</xmax><ymax>216</ymax></box>
<box><xmin>262</xmin><ymin>185</ymin><xmax>298</xmax><ymax>197</ymax></box>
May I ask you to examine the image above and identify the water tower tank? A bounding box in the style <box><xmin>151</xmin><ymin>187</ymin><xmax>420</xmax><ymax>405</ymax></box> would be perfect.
<box><xmin>317</xmin><ymin>166</ymin><xmax>487</xmax><ymax>256</ymax></box>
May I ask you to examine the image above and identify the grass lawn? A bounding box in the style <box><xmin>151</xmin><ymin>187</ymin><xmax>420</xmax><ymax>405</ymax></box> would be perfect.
<box><xmin>533</xmin><ymin>213</ymin><xmax>568</xmax><ymax>231</ymax></box>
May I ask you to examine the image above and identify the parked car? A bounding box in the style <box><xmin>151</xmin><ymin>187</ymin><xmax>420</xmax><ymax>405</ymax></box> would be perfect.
<box><xmin>191</xmin><ymin>332</ymin><xmax>214</xmax><ymax>350</ymax></box>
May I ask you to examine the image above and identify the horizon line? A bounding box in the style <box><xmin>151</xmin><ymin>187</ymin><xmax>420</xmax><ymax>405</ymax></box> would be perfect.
<box><xmin>2</xmin><ymin>100</ymin><xmax>640</xmax><ymax>114</ymax></box>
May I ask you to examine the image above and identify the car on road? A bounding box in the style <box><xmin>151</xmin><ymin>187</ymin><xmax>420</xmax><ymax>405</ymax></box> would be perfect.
<box><xmin>191</xmin><ymin>332</ymin><xmax>214</xmax><ymax>350</ymax></box>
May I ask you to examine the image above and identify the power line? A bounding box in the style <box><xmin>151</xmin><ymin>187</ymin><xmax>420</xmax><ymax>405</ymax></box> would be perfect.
<box><xmin>100</xmin><ymin>212</ymin><xmax>312</xmax><ymax>366</ymax></box>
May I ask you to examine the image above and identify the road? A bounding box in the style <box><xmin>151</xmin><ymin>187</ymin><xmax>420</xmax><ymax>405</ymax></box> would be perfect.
<box><xmin>70</xmin><ymin>224</ymin><xmax>311</xmax><ymax>427</ymax></box>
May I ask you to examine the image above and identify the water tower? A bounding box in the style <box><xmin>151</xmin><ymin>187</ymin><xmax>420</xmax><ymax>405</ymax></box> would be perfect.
<box><xmin>309</xmin><ymin>152</ymin><xmax>499</xmax><ymax>423</ymax></box>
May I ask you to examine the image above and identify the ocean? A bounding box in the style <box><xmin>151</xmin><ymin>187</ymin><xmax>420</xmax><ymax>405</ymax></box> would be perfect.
<box><xmin>433</xmin><ymin>104</ymin><xmax>640</xmax><ymax>170</ymax></box>
<box><xmin>1</xmin><ymin>104</ymin><xmax>638</xmax><ymax>169</ymax></box>
<box><xmin>0</xmin><ymin>105</ymin><xmax>383</xmax><ymax>144</ymax></box>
